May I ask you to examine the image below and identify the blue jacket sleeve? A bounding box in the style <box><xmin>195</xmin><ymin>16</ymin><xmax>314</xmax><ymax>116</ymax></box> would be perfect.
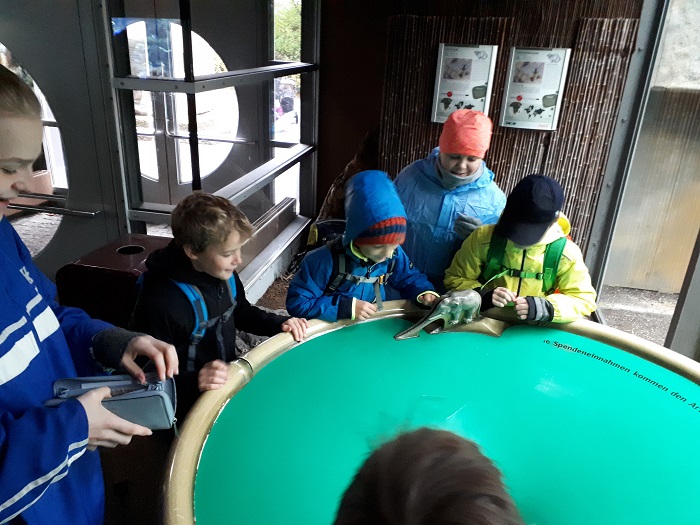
<box><xmin>0</xmin><ymin>222</ymin><xmax>104</xmax><ymax>522</ymax></box>
<box><xmin>19</xmin><ymin>238</ymin><xmax>111</xmax><ymax>376</ymax></box>
<box><xmin>388</xmin><ymin>247</ymin><xmax>437</xmax><ymax>299</ymax></box>
<box><xmin>286</xmin><ymin>247</ymin><xmax>350</xmax><ymax>322</ymax></box>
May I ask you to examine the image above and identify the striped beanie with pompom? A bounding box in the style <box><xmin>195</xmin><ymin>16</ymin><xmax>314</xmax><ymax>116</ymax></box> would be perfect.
<box><xmin>343</xmin><ymin>170</ymin><xmax>408</xmax><ymax>247</ymax></box>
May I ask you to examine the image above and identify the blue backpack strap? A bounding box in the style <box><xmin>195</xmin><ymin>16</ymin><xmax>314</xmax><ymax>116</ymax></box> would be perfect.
<box><xmin>326</xmin><ymin>239</ymin><xmax>347</xmax><ymax>293</ymax></box>
<box><xmin>209</xmin><ymin>276</ymin><xmax>238</xmax><ymax>362</ymax></box>
<box><xmin>382</xmin><ymin>256</ymin><xmax>397</xmax><ymax>284</ymax></box>
<box><xmin>170</xmin><ymin>280</ymin><xmax>209</xmax><ymax>373</ymax></box>
<box><xmin>219</xmin><ymin>275</ymin><xmax>238</xmax><ymax>328</ymax></box>
<box><xmin>173</xmin><ymin>276</ymin><xmax>241</xmax><ymax>370</ymax></box>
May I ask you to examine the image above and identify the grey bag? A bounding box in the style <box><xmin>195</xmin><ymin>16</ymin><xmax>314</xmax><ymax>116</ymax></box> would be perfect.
<box><xmin>46</xmin><ymin>372</ymin><xmax>176</xmax><ymax>430</ymax></box>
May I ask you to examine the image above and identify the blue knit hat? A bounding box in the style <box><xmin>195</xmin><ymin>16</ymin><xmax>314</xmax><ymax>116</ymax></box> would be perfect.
<box><xmin>343</xmin><ymin>170</ymin><xmax>407</xmax><ymax>246</ymax></box>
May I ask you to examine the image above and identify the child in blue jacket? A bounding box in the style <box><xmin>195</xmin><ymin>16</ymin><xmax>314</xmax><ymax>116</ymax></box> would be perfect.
<box><xmin>287</xmin><ymin>170</ymin><xmax>439</xmax><ymax>322</ymax></box>
<box><xmin>0</xmin><ymin>65</ymin><xmax>178</xmax><ymax>525</ymax></box>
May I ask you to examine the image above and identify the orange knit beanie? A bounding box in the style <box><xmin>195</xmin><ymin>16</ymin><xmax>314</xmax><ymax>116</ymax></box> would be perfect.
<box><xmin>438</xmin><ymin>109</ymin><xmax>493</xmax><ymax>158</ymax></box>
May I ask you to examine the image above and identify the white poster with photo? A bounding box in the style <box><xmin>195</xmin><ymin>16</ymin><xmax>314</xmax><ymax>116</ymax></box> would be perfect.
<box><xmin>431</xmin><ymin>44</ymin><xmax>498</xmax><ymax>123</ymax></box>
<box><xmin>499</xmin><ymin>47</ymin><xmax>571</xmax><ymax>131</ymax></box>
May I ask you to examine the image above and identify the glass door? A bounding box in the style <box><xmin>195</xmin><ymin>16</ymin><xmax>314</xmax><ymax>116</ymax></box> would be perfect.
<box><xmin>0</xmin><ymin>1</ymin><xmax>126</xmax><ymax>278</ymax></box>
<box><xmin>598</xmin><ymin>0</ymin><xmax>700</xmax><ymax>349</ymax></box>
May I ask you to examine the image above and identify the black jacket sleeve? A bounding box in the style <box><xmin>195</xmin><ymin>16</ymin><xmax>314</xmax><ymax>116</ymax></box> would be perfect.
<box><xmin>232</xmin><ymin>273</ymin><xmax>291</xmax><ymax>336</ymax></box>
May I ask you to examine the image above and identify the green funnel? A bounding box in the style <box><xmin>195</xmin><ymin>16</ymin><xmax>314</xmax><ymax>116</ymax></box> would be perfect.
<box><xmin>166</xmin><ymin>314</ymin><xmax>700</xmax><ymax>525</ymax></box>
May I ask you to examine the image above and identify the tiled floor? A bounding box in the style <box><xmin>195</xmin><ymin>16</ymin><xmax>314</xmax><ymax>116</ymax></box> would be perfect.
<box><xmin>11</xmin><ymin>212</ymin><xmax>678</xmax><ymax>347</ymax></box>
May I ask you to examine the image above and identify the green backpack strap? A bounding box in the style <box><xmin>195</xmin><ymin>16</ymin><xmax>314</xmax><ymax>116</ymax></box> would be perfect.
<box><xmin>480</xmin><ymin>234</ymin><xmax>509</xmax><ymax>289</ymax></box>
<box><xmin>541</xmin><ymin>237</ymin><xmax>567</xmax><ymax>293</ymax></box>
<box><xmin>480</xmin><ymin>234</ymin><xmax>566</xmax><ymax>293</ymax></box>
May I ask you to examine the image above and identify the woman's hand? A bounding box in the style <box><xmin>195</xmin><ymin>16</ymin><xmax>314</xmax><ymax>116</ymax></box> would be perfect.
<box><xmin>121</xmin><ymin>335</ymin><xmax>179</xmax><ymax>383</ymax></box>
<box><xmin>78</xmin><ymin>387</ymin><xmax>151</xmax><ymax>450</ymax></box>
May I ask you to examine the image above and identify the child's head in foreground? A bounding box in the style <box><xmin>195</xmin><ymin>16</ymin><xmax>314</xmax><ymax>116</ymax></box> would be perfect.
<box><xmin>333</xmin><ymin>427</ymin><xmax>523</xmax><ymax>525</ymax></box>
<box><xmin>171</xmin><ymin>192</ymin><xmax>254</xmax><ymax>280</ymax></box>
<box><xmin>343</xmin><ymin>170</ymin><xmax>407</xmax><ymax>264</ymax></box>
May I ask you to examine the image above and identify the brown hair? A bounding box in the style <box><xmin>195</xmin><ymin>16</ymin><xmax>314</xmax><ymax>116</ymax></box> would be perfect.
<box><xmin>334</xmin><ymin>428</ymin><xmax>524</xmax><ymax>525</ymax></box>
<box><xmin>171</xmin><ymin>192</ymin><xmax>254</xmax><ymax>253</ymax></box>
<box><xmin>0</xmin><ymin>65</ymin><xmax>41</xmax><ymax>119</ymax></box>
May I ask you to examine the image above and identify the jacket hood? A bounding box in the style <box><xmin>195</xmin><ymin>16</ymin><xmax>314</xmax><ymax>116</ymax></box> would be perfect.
<box><xmin>343</xmin><ymin>170</ymin><xmax>407</xmax><ymax>246</ymax></box>
<box><xmin>145</xmin><ymin>239</ymin><xmax>220</xmax><ymax>287</ymax></box>
<box><xmin>538</xmin><ymin>212</ymin><xmax>571</xmax><ymax>245</ymax></box>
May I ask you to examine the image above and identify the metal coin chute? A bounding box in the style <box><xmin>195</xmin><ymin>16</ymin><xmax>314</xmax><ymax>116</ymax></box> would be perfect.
<box><xmin>394</xmin><ymin>289</ymin><xmax>482</xmax><ymax>340</ymax></box>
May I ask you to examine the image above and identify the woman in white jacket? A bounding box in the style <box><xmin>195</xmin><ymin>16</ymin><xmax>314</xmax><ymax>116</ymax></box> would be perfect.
<box><xmin>394</xmin><ymin>109</ymin><xmax>506</xmax><ymax>291</ymax></box>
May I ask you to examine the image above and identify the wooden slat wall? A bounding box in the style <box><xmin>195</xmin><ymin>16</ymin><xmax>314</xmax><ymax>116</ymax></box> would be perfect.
<box><xmin>378</xmin><ymin>14</ymin><xmax>639</xmax><ymax>254</ymax></box>
<box><xmin>391</xmin><ymin>0</ymin><xmax>642</xmax><ymax>23</ymax></box>
<box><xmin>542</xmin><ymin>18</ymin><xmax>639</xmax><ymax>248</ymax></box>
<box><xmin>379</xmin><ymin>16</ymin><xmax>517</xmax><ymax>178</ymax></box>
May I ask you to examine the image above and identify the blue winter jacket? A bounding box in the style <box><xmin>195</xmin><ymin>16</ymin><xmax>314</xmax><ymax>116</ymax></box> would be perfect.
<box><xmin>0</xmin><ymin>218</ymin><xmax>110</xmax><ymax>525</ymax></box>
<box><xmin>394</xmin><ymin>148</ymin><xmax>506</xmax><ymax>286</ymax></box>
<box><xmin>286</xmin><ymin>170</ymin><xmax>435</xmax><ymax>322</ymax></box>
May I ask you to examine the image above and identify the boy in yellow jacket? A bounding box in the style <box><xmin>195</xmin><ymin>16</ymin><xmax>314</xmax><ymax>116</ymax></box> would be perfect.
<box><xmin>444</xmin><ymin>174</ymin><xmax>596</xmax><ymax>323</ymax></box>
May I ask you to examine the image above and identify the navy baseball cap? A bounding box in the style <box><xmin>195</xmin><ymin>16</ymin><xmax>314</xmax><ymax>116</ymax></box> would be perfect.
<box><xmin>495</xmin><ymin>174</ymin><xmax>564</xmax><ymax>246</ymax></box>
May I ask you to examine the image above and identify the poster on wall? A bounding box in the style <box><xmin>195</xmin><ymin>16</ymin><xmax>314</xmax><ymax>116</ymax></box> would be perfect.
<box><xmin>499</xmin><ymin>47</ymin><xmax>571</xmax><ymax>131</ymax></box>
<box><xmin>431</xmin><ymin>44</ymin><xmax>498</xmax><ymax>123</ymax></box>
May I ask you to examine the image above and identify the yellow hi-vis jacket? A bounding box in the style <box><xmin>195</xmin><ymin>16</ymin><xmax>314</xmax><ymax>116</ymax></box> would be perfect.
<box><xmin>444</xmin><ymin>214</ymin><xmax>597</xmax><ymax>323</ymax></box>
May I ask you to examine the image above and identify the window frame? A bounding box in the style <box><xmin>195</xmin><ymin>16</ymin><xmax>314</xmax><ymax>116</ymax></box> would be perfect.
<box><xmin>104</xmin><ymin>0</ymin><xmax>320</xmax><ymax>232</ymax></box>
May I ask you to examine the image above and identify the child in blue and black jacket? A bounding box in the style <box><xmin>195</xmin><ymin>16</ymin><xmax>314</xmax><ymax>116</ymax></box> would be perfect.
<box><xmin>131</xmin><ymin>192</ymin><xmax>308</xmax><ymax>419</ymax></box>
<box><xmin>286</xmin><ymin>170</ymin><xmax>439</xmax><ymax>322</ymax></box>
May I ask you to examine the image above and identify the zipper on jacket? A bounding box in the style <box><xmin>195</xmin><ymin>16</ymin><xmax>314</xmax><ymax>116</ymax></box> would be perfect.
<box><xmin>516</xmin><ymin>249</ymin><xmax>526</xmax><ymax>297</ymax></box>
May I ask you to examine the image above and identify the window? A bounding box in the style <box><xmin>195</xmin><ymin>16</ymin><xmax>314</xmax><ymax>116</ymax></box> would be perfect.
<box><xmin>107</xmin><ymin>1</ymin><xmax>318</xmax><ymax>267</ymax></box>
<box><xmin>119</xmin><ymin>20</ymin><xmax>240</xmax><ymax>185</ymax></box>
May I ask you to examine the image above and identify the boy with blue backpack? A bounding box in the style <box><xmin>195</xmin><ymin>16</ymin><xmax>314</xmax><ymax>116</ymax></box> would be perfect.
<box><xmin>286</xmin><ymin>170</ymin><xmax>440</xmax><ymax>322</ymax></box>
<box><xmin>444</xmin><ymin>174</ymin><xmax>597</xmax><ymax>323</ymax></box>
<box><xmin>131</xmin><ymin>192</ymin><xmax>307</xmax><ymax>418</ymax></box>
